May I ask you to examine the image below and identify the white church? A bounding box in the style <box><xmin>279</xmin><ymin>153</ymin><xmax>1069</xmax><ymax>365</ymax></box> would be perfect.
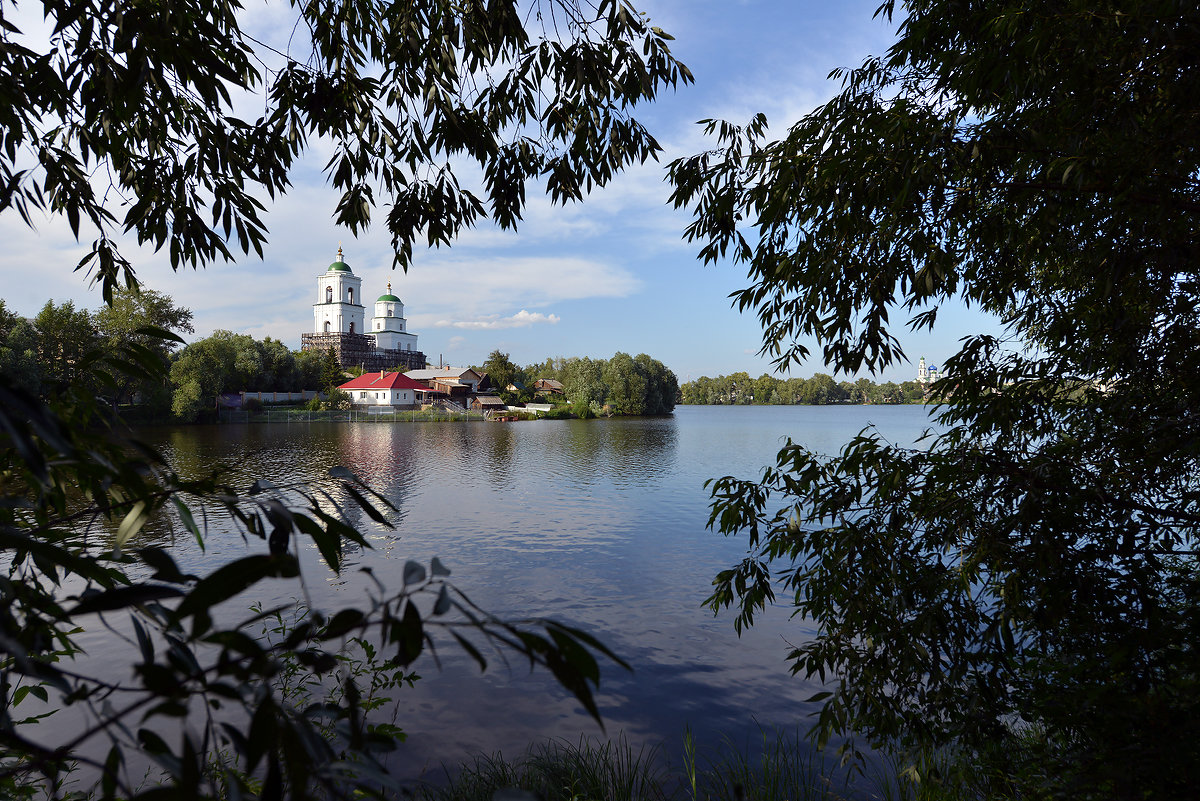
<box><xmin>917</xmin><ymin>356</ymin><xmax>944</xmax><ymax>384</ymax></box>
<box><xmin>300</xmin><ymin>248</ymin><xmax>426</xmax><ymax>371</ymax></box>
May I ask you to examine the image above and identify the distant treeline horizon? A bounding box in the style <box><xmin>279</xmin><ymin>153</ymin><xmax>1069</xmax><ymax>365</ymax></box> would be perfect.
<box><xmin>680</xmin><ymin>372</ymin><xmax>928</xmax><ymax>405</ymax></box>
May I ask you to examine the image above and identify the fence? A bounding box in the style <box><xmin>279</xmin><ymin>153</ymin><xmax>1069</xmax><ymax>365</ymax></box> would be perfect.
<box><xmin>239</xmin><ymin>390</ymin><xmax>321</xmax><ymax>404</ymax></box>
<box><xmin>219</xmin><ymin>407</ymin><xmax>488</xmax><ymax>424</ymax></box>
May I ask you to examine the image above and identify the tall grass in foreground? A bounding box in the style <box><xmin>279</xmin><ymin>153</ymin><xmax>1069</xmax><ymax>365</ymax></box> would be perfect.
<box><xmin>681</xmin><ymin>727</ymin><xmax>849</xmax><ymax>801</ymax></box>
<box><xmin>417</xmin><ymin>729</ymin><xmax>866</xmax><ymax>801</ymax></box>
<box><xmin>418</xmin><ymin>736</ymin><xmax>670</xmax><ymax>801</ymax></box>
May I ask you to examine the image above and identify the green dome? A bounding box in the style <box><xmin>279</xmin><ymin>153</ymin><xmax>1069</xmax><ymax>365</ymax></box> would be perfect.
<box><xmin>377</xmin><ymin>293</ymin><xmax>401</xmax><ymax>303</ymax></box>
<box><xmin>328</xmin><ymin>260</ymin><xmax>352</xmax><ymax>272</ymax></box>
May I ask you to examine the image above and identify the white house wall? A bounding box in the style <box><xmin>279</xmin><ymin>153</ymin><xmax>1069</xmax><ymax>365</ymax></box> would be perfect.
<box><xmin>351</xmin><ymin>389</ymin><xmax>418</xmax><ymax>406</ymax></box>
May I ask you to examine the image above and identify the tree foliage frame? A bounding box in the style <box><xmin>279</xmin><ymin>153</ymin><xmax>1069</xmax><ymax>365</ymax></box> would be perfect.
<box><xmin>670</xmin><ymin>2</ymin><xmax>1200</xmax><ymax>797</ymax></box>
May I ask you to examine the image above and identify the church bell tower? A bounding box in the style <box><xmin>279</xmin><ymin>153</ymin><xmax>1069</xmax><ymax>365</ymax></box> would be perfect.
<box><xmin>313</xmin><ymin>247</ymin><xmax>365</xmax><ymax>335</ymax></box>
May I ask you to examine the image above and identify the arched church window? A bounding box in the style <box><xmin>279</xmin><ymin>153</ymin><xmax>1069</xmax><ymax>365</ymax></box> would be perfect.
<box><xmin>323</xmin><ymin>321</ymin><xmax>330</xmax><ymax>333</ymax></box>
<box><xmin>376</xmin><ymin>322</ymin><xmax>381</xmax><ymax>330</ymax></box>
<box><xmin>325</xmin><ymin>286</ymin><xmax>332</xmax><ymax>303</ymax></box>
<box><xmin>349</xmin><ymin>322</ymin><xmax>355</xmax><ymax>334</ymax></box>
<box><xmin>348</xmin><ymin>288</ymin><xmax>354</xmax><ymax>304</ymax></box>
<box><xmin>387</xmin><ymin>309</ymin><xmax>393</xmax><ymax>317</ymax></box>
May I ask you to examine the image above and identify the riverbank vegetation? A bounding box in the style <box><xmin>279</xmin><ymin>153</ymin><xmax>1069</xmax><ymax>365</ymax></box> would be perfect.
<box><xmin>680</xmin><ymin>372</ymin><xmax>926</xmax><ymax>405</ymax></box>
<box><xmin>2</xmin><ymin>298</ymin><xmax>679</xmax><ymax>423</ymax></box>
<box><xmin>478</xmin><ymin>350</ymin><xmax>678</xmax><ymax>416</ymax></box>
<box><xmin>0</xmin><ymin>290</ymin><xmax>194</xmax><ymax>411</ymax></box>
<box><xmin>415</xmin><ymin>729</ymin><xmax>973</xmax><ymax>801</ymax></box>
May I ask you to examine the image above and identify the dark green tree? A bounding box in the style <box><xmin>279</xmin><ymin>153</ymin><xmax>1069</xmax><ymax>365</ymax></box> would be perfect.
<box><xmin>633</xmin><ymin>353</ymin><xmax>678</xmax><ymax>415</ymax></box>
<box><xmin>602</xmin><ymin>352</ymin><xmax>646</xmax><ymax>415</ymax></box>
<box><xmin>33</xmin><ymin>300</ymin><xmax>97</xmax><ymax>390</ymax></box>
<box><xmin>481</xmin><ymin>349</ymin><xmax>527</xmax><ymax>403</ymax></box>
<box><xmin>0</xmin><ymin>300</ymin><xmax>41</xmax><ymax>395</ymax></box>
<box><xmin>561</xmin><ymin>356</ymin><xmax>608</xmax><ymax>410</ymax></box>
<box><xmin>671</xmin><ymin>1</ymin><xmax>1200</xmax><ymax>797</ymax></box>
<box><xmin>169</xmin><ymin>330</ymin><xmax>247</xmax><ymax>419</ymax></box>
<box><xmin>318</xmin><ymin>347</ymin><xmax>345</xmax><ymax>392</ymax></box>
<box><xmin>93</xmin><ymin>288</ymin><xmax>194</xmax><ymax>410</ymax></box>
<box><xmin>259</xmin><ymin>337</ymin><xmax>300</xmax><ymax>391</ymax></box>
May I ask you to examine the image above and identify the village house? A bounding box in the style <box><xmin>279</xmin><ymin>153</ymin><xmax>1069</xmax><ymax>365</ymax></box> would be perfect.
<box><xmin>532</xmin><ymin>378</ymin><xmax>564</xmax><ymax>396</ymax></box>
<box><xmin>469</xmin><ymin>395</ymin><xmax>508</xmax><ymax>413</ymax></box>
<box><xmin>337</xmin><ymin>370</ymin><xmax>429</xmax><ymax>409</ymax></box>
<box><xmin>404</xmin><ymin>367</ymin><xmax>483</xmax><ymax>402</ymax></box>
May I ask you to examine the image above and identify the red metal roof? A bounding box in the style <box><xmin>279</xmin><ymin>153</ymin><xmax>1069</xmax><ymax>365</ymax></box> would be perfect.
<box><xmin>337</xmin><ymin>371</ymin><xmax>430</xmax><ymax>392</ymax></box>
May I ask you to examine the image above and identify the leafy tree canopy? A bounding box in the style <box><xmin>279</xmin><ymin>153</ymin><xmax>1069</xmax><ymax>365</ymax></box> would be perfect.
<box><xmin>1</xmin><ymin>0</ymin><xmax>690</xmax><ymax>302</ymax></box>
<box><xmin>32</xmin><ymin>299</ymin><xmax>97</xmax><ymax>389</ymax></box>
<box><xmin>671</xmin><ymin>1</ymin><xmax>1200</xmax><ymax>797</ymax></box>
<box><xmin>541</xmin><ymin>352</ymin><xmax>676</xmax><ymax>415</ymax></box>
<box><xmin>0</xmin><ymin>299</ymin><xmax>41</xmax><ymax>395</ymax></box>
<box><xmin>93</xmin><ymin>288</ymin><xmax>194</xmax><ymax>408</ymax></box>
<box><xmin>479</xmin><ymin>349</ymin><xmax>526</xmax><ymax>403</ymax></box>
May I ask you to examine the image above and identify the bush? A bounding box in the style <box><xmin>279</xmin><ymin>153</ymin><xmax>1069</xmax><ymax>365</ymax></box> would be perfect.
<box><xmin>570</xmin><ymin>398</ymin><xmax>595</xmax><ymax>419</ymax></box>
<box><xmin>325</xmin><ymin>388</ymin><xmax>353</xmax><ymax>410</ymax></box>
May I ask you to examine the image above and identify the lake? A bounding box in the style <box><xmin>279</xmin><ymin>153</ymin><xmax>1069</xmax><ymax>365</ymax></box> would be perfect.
<box><xmin>119</xmin><ymin>405</ymin><xmax>939</xmax><ymax>784</ymax></box>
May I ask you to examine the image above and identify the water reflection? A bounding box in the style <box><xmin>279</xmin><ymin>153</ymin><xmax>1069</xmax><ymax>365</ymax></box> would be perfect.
<box><xmin>123</xmin><ymin>407</ymin><xmax>936</xmax><ymax>781</ymax></box>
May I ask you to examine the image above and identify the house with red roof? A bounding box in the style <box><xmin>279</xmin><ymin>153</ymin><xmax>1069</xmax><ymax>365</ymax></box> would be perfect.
<box><xmin>337</xmin><ymin>370</ymin><xmax>429</xmax><ymax>409</ymax></box>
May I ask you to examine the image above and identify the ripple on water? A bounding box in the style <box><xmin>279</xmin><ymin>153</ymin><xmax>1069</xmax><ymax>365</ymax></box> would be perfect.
<box><xmin>111</xmin><ymin>407</ymin><xmax>938</xmax><ymax>781</ymax></box>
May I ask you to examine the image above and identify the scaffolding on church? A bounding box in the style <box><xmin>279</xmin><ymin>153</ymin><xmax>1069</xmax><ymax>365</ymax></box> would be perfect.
<box><xmin>301</xmin><ymin>332</ymin><xmax>426</xmax><ymax>372</ymax></box>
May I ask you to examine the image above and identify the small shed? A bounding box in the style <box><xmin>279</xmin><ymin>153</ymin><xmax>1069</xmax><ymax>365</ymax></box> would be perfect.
<box><xmin>470</xmin><ymin>395</ymin><xmax>508</xmax><ymax>412</ymax></box>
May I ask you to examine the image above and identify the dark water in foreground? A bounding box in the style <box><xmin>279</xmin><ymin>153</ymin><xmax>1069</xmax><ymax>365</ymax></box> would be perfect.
<box><xmin>102</xmin><ymin>405</ymin><xmax>939</xmax><ymax>782</ymax></box>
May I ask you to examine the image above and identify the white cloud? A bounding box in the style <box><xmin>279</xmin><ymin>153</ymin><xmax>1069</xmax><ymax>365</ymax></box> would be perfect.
<box><xmin>402</xmin><ymin>255</ymin><xmax>640</xmax><ymax>322</ymax></box>
<box><xmin>433</xmin><ymin>310</ymin><xmax>561</xmax><ymax>330</ymax></box>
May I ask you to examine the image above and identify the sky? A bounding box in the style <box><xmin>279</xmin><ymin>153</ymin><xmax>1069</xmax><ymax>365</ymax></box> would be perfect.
<box><xmin>0</xmin><ymin>0</ymin><xmax>1001</xmax><ymax>384</ymax></box>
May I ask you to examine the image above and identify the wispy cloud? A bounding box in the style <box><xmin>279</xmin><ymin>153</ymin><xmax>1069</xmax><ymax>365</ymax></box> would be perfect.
<box><xmin>433</xmin><ymin>310</ymin><xmax>561</xmax><ymax>330</ymax></box>
<box><xmin>403</xmin><ymin>255</ymin><xmax>640</xmax><ymax>321</ymax></box>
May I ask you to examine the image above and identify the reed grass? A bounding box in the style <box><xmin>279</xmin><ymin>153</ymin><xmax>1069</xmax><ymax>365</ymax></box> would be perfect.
<box><xmin>417</xmin><ymin>727</ymin><xmax>866</xmax><ymax>801</ymax></box>
<box><xmin>418</xmin><ymin>735</ymin><xmax>670</xmax><ymax>801</ymax></box>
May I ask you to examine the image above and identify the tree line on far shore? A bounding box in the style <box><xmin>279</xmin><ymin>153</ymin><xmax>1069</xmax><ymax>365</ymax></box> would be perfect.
<box><xmin>1</xmin><ymin>292</ymin><xmax>678</xmax><ymax>422</ymax></box>
<box><xmin>680</xmin><ymin>372</ymin><xmax>928</xmax><ymax>405</ymax></box>
<box><xmin>0</xmin><ymin>291</ymin><xmax>343</xmax><ymax>422</ymax></box>
<box><xmin>1</xmin><ymin>291</ymin><xmax>195</xmax><ymax>411</ymax></box>
<box><xmin>477</xmin><ymin>350</ymin><xmax>678</xmax><ymax>417</ymax></box>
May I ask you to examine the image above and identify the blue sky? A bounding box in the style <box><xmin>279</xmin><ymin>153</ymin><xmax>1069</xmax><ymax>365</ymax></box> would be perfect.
<box><xmin>0</xmin><ymin>0</ymin><xmax>997</xmax><ymax>383</ymax></box>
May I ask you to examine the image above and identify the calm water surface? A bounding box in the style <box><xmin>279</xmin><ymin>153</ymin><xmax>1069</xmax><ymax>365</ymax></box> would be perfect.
<box><xmin>126</xmin><ymin>405</ymin><xmax>938</xmax><ymax>780</ymax></box>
